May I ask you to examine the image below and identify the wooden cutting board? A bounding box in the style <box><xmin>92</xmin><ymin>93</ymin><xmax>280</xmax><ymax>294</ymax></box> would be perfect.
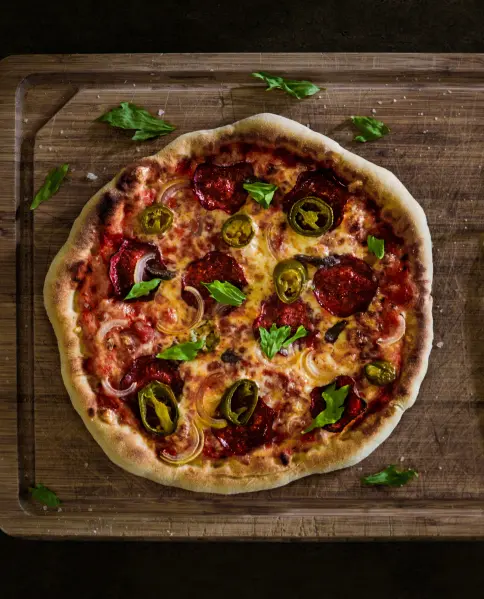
<box><xmin>0</xmin><ymin>54</ymin><xmax>483</xmax><ymax>539</ymax></box>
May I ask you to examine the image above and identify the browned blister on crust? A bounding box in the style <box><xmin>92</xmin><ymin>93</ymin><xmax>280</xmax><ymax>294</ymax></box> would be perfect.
<box><xmin>44</xmin><ymin>114</ymin><xmax>432</xmax><ymax>494</ymax></box>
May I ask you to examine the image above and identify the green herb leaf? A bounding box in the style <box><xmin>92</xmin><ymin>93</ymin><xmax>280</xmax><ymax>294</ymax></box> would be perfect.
<box><xmin>259</xmin><ymin>323</ymin><xmax>308</xmax><ymax>359</ymax></box>
<box><xmin>282</xmin><ymin>325</ymin><xmax>308</xmax><ymax>348</ymax></box>
<box><xmin>29</xmin><ymin>483</ymin><xmax>61</xmax><ymax>507</ymax></box>
<box><xmin>243</xmin><ymin>181</ymin><xmax>278</xmax><ymax>209</ymax></box>
<box><xmin>251</xmin><ymin>72</ymin><xmax>321</xmax><ymax>99</ymax></box>
<box><xmin>30</xmin><ymin>164</ymin><xmax>69</xmax><ymax>210</ymax></box>
<box><xmin>362</xmin><ymin>465</ymin><xmax>418</xmax><ymax>487</ymax></box>
<box><xmin>303</xmin><ymin>383</ymin><xmax>349</xmax><ymax>433</ymax></box>
<box><xmin>97</xmin><ymin>102</ymin><xmax>175</xmax><ymax>141</ymax></box>
<box><xmin>202</xmin><ymin>281</ymin><xmax>246</xmax><ymax>307</ymax></box>
<box><xmin>367</xmin><ymin>235</ymin><xmax>385</xmax><ymax>259</ymax></box>
<box><xmin>351</xmin><ymin>116</ymin><xmax>390</xmax><ymax>143</ymax></box>
<box><xmin>124</xmin><ymin>278</ymin><xmax>161</xmax><ymax>300</ymax></box>
<box><xmin>157</xmin><ymin>339</ymin><xmax>205</xmax><ymax>361</ymax></box>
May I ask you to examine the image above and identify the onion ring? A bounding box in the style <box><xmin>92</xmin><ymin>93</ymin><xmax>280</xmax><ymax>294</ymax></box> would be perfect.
<box><xmin>159</xmin><ymin>178</ymin><xmax>192</xmax><ymax>204</ymax></box>
<box><xmin>195</xmin><ymin>372</ymin><xmax>227</xmax><ymax>429</ymax></box>
<box><xmin>156</xmin><ymin>286</ymin><xmax>204</xmax><ymax>335</ymax></box>
<box><xmin>265</xmin><ymin>222</ymin><xmax>284</xmax><ymax>261</ymax></box>
<box><xmin>101</xmin><ymin>378</ymin><xmax>137</xmax><ymax>398</ymax></box>
<box><xmin>378</xmin><ymin>313</ymin><xmax>406</xmax><ymax>345</ymax></box>
<box><xmin>159</xmin><ymin>417</ymin><xmax>205</xmax><ymax>465</ymax></box>
<box><xmin>133</xmin><ymin>252</ymin><xmax>156</xmax><ymax>284</ymax></box>
<box><xmin>300</xmin><ymin>348</ymin><xmax>326</xmax><ymax>381</ymax></box>
<box><xmin>96</xmin><ymin>319</ymin><xmax>129</xmax><ymax>342</ymax></box>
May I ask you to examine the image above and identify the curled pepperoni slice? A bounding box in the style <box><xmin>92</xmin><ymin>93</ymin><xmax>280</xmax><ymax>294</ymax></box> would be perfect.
<box><xmin>310</xmin><ymin>376</ymin><xmax>366</xmax><ymax>433</ymax></box>
<box><xmin>253</xmin><ymin>294</ymin><xmax>312</xmax><ymax>336</ymax></box>
<box><xmin>182</xmin><ymin>250</ymin><xmax>247</xmax><ymax>309</ymax></box>
<box><xmin>193</xmin><ymin>162</ymin><xmax>254</xmax><ymax>214</ymax></box>
<box><xmin>313</xmin><ymin>255</ymin><xmax>377</xmax><ymax>317</ymax></box>
<box><xmin>109</xmin><ymin>239</ymin><xmax>166</xmax><ymax>298</ymax></box>
<box><xmin>208</xmin><ymin>399</ymin><xmax>276</xmax><ymax>457</ymax></box>
<box><xmin>283</xmin><ymin>169</ymin><xmax>349</xmax><ymax>228</ymax></box>
<box><xmin>121</xmin><ymin>355</ymin><xmax>183</xmax><ymax>396</ymax></box>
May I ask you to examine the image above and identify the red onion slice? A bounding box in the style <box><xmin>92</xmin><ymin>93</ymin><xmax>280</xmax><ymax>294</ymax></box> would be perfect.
<box><xmin>378</xmin><ymin>313</ymin><xmax>406</xmax><ymax>345</ymax></box>
<box><xmin>265</xmin><ymin>222</ymin><xmax>284</xmax><ymax>261</ymax></box>
<box><xmin>160</xmin><ymin>178</ymin><xmax>192</xmax><ymax>204</ymax></box>
<box><xmin>156</xmin><ymin>286</ymin><xmax>204</xmax><ymax>335</ymax></box>
<box><xmin>134</xmin><ymin>252</ymin><xmax>157</xmax><ymax>284</ymax></box>
<box><xmin>101</xmin><ymin>378</ymin><xmax>137</xmax><ymax>398</ymax></box>
<box><xmin>96</xmin><ymin>319</ymin><xmax>129</xmax><ymax>342</ymax></box>
<box><xmin>159</xmin><ymin>417</ymin><xmax>205</xmax><ymax>465</ymax></box>
<box><xmin>195</xmin><ymin>372</ymin><xmax>227</xmax><ymax>429</ymax></box>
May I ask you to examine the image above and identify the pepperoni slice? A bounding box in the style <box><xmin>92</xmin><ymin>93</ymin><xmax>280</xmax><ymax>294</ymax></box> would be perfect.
<box><xmin>310</xmin><ymin>376</ymin><xmax>366</xmax><ymax>433</ymax></box>
<box><xmin>109</xmin><ymin>239</ymin><xmax>166</xmax><ymax>298</ymax></box>
<box><xmin>313</xmin><ymin>255</ymin><xmax>377</xmax><ymax>317</ymax></box>
<box><xmin>193</xmin><ymin>162</ymin><xmax>254</xmax><ymax>214</ymax></box>
<box><xmin>379</xmin><ymin>257</ymin><xmax>416</xmax><ymax>306</ymax></box>
<box><xmin>182</xmin><ymin>250</ymin><xmax>247</xmax><ymax>309</ymax></box>
<box><xmin>121</xmin><ymin>355</ymin><xmax>183</xmax><ymax>396</ymax></box>
<box><xmin>208</xmin><ymin>399</ymin><xmax>275</xmax><ymax>457</ymax></box>
<box><xmin>253</xmin><ymin>294</ymin><xmax>312</xmax><ymax>335</ymax></box>
<box><xmin>283</xmin><ymin>169</ymin><xmax>349</xmax><ymax>228</ymax></box>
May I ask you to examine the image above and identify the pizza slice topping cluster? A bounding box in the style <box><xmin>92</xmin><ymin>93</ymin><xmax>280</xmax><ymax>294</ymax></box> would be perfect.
<box><xmin>73</xmin><ymin>146</ymin><xmax>417</xmax><ymax>465</ymax></box>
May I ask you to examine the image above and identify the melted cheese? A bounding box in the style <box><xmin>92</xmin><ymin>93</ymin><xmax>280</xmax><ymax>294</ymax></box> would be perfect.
<box><xmin>78</xmin><ymin>153</ymin><xmax>413</xmax><ymax>455</ymax></box>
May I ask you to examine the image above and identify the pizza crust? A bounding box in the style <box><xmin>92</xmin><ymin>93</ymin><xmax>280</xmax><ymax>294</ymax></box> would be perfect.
<box><xmin>44</xmin><ymin>113</ymin><xmax>433</xmax><ymax>494</ymax></box>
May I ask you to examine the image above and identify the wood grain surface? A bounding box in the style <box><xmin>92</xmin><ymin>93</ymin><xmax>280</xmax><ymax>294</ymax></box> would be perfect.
<box><xmin>0</xmin><ymin>54</ymin><xmax>483</xmax><ymax>539</ymax></box>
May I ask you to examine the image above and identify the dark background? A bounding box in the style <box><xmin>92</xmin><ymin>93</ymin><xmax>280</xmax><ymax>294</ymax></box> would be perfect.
<box><xmin>1</xmin><ymin>0</ymin><xmax>483</xmax><ymax>597</ymax></box>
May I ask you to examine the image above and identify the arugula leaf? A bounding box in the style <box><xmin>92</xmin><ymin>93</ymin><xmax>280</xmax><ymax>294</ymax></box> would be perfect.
<box><xmin>243</xmin><ymin>181</ymin><xmax>278</xmax><ymax>209</ymax></box>
<box><xmin>303</xmin><ymin>383</ymin><xmax>349</xmax><ymax>433</ymax></box>
<box><xmin>202</xmin><ymin>281</ymin><xmax>246</xmax><ymax>307</ymax></box>
<box><xmin>97</xmin><ymin>102</ymin><xmax>175</xmax><ymax>141</ymax></box>
<box><xmin>29</xmin><ymin>483</ymin><xmax>61</xmax><ymax>507</ymax></box>
<box><xmin>259</xmin><ymin>323</ymin><xmax>308</xmax><ymax>359</ymax></box>
<box><xmin>367</xmin><ymin>235</ymin><xmax>385</xmax><ymax>259</ymax></box>
<box><xmin>124</xmin><ymin>278</ymin><xmax>161</xmax><ymax>300</ymax></box>
<box><xmin>30</xmin><ymin>164</ymin><xmax>69</xmax><ymax>210</ymax></box>
<box><xmin>362</xmin><ymin>465</ymin><xmax>418</xmax><ymax>487</ymax></box>
<box><xmin>351</xmin><ymin>116</ymin><xmax>390</xmax><ymax>143</ymax></box>
<box><xmin>251</xmin><ymin>72</ymin><xmax>321</xmax><ymax>99</ymax></box>
<box><xmin>282</xmin><ymin>325</ymin><xmax>308</xmax><ymax>348</ymax></box>
<box><xmin>157</xmin><ymin>339</ymin><xmax>204</xmax><ymax>361</ymax></box>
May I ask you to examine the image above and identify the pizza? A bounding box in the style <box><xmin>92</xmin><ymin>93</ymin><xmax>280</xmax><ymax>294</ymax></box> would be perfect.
<box><xmin>44</xmin><ymin>113</ymin><xmax>433</xmax><ymax>494</ymax></box>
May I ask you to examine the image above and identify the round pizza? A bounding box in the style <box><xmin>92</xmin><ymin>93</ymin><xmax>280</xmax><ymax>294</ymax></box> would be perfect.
<box><xmin>44</xmin><ymin>113</ymin><xmax>433</xmax><ymax>494</ymax></box>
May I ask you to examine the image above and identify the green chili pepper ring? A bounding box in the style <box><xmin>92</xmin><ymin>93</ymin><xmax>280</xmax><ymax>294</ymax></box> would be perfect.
<box><xmin>138</xmin><ymin>381</ymin><xmax>179</xmax><ymax>435</ymax></box>
<box><xmin>222</xmin><ymin>213</ymin><xmax>255</xmax><ymax>248</ymax></box>
<box><xmin>273</xmin><ymin>259</ymin><xmax>307</xmax><ymax>304</ymax></box>
<box><xmin>220</xmin><ymin>379</ymin><xmax>259</xmax><ymax>425</ymax></box>
<box><xmin>364</xmin><ymin>360</ymin><xmax>397</xmax><ymax>386</ymax></box>
<box><xmin>139</xmin><ymin>204</ymin><xmax>174</xmax><ymax>235</ymax></box>
<box><xmin>288</xmin><ymin>196</ymin><xmax>334</xmax><ymax>237</ymax></box>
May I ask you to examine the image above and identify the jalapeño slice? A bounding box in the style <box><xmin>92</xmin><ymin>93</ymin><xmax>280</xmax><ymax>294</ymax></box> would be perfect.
<box><xmin>139</xmin><ymin>204</ymin><xmax>173</xmax><ymax>235</ymax></box>
<box><xmin>220</xmin><ymin>379</ymin><xmax>259</xmax><ymax>426</ymax></box>
<box><xmin>138</xmin><ymin>381</ymin><xmax>179</xmax><ymax>435</ymax></box>
<box><xmin>288</xmin><ymin>196</ymin><xmax>333</xmax><ymax>237</ymax></box>
<box><xmin>273</xmin><ymin>259</ymin><xmax>307</xmax><ymax>304</ymax></box>
<box><xmin>364</xmin><ymin>360</ymin><xmax>397</xmax><ymax>386</ymax></box>
<box><xmin>222</xmin><ymin>213</ymin><xmax>255</xmax><ymax>248</ymax></box>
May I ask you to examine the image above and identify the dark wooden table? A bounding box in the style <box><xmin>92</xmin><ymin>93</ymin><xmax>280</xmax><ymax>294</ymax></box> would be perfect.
<box><xmin>1</xmin><ymin>0</ymin><xmax>483</xmax><ymax>597</ymax></box>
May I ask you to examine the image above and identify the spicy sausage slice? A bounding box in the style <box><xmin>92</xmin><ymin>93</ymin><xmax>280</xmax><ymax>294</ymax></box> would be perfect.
<box><xmin>121</xmin><ymin>355</ymin><xmax>183</xmax><ymax>397</ymax></box>
<box><xmin>207</xmin><ymin>400</ymin><xmax>276</xmax><ymax>457</ymax></box>
<box><xmin>193</xmin><ymin>162</ymin><xmax>254</xmax><ymax>214</ymax></box>
<box><xmin>109</xmin><ymin>239</ymin><xmax>167</xmax><ymax>298</ymax></box>
<box><xmin>309</xmin><ymin>375</ymin><xmax>366</xmax><ymax>433</ymax></box>
<box><xmin>253</xmin><ymin>294</ymin><xmax>312</xmax><ymax>335</ymax></box>
<box><xmin>313</xmin><ymin>255</ymin><xmax>377</xmax><ymax>317</ymax></box>
<box><xmin>282</xmin><ymin>169</ymin><xmax>349</xmax><ymax>228</ymax></box>
<box><xmin>182</xmin><ymin>250</ymin><xmax>247</xmax><ymax>309</ymax></box>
